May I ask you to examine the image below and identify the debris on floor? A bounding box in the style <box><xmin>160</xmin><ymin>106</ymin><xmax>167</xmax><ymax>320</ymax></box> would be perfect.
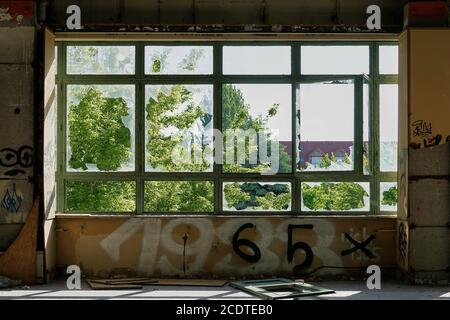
<box><xmin>87</xmin><ymin>280</ymin><xmax>144</xmax><ymax>290</ymax></box>
<box><xmin>151</xmin><ymin>279</ymin><xmax>228</xmax><ymax>287</ymax></box>
<box><xmin>230</xmin><ymin>278</ymin><xmax>335</xmax><ymax>300</ymax></box>
<box><xmin>0</xmin><ymin>276</ymin><xmax>22</xmax><ymax>289</ymax></box>
<box><xmin>87</xmin><ymin>277</ymin><xmax>156</xmax><ymax>290</ymax></box>
<box><xmin>86</xmin><ymin>278</ymin><xmax>228</xmax><ymax>290</ymax></box>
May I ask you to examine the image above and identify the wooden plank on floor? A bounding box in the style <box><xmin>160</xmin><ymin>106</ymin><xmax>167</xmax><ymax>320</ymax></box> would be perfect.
<box><xmin>151</xmin><ymin>279</ymin><xmax>228</xmax><ymax>287</ymax></box>
<box><xmin>87</xmin><ymin>280</ymin><xmax>142</xmax><ymax>290</ymax></box>
<box><xmin>90</xmin><ymin>278</ymin><xmax>157</xmax><ymax>285</ymax></box>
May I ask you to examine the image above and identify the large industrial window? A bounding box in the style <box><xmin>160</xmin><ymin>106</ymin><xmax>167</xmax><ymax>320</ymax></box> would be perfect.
<box><xmin>56</xmin><ymin>42</ymin><xmax>398</xmax><ymax>215</ymax></box>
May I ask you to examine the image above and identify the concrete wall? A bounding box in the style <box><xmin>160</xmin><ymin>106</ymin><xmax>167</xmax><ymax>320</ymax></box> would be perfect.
<box><xmin>47</xmin><ymin>0</ymin><xmax>406</xmax><ymax>29</ymax></box>
<box><xmin>0</xmin><ymin>1</ymin><xmax>35</xmax><ymax>251</ymax></box>
<box><xmin>399</xmin><ymin>29</ymin><xmax>450</xmax><ymax>283</ymax></box>
<box><xmin>56</xmin><ymin>216</ymin><xmax>396</xmax><ymax>278</ymax></box>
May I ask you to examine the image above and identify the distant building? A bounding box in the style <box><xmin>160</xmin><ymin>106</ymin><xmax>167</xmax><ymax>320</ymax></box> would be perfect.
<box><xmin>279</xmin><ymin>141</ymin><xmax>353</xmax><ymax>169</ymax></box>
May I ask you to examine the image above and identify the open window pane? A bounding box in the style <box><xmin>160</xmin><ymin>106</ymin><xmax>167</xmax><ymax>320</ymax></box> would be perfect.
<box><xmin>144</xmin><ymin>181</ymin><xmax>214</xmax><ymax>213</ymax></box>
<box><xmin>223</xmin><ymin>46</ymin><xmax>291</xmax><ymax>75</ymax></box>
<box><xmin>380</xmin><ymin>182</ymin><xmax>397</xmax><ymax>212</ymax></box>
<box><xmin>380</xmin><ymin>84</ymin><xmax>398</xmax><ymax>172</ymax></box>
<box><xmin>66</xmin><ymin>85</ymin><xmax>135</xmax><ymax>172</ymax></box>
<box><xmin>301</xmin><ymin>182</ymin><xmax>370</xmax><ymax>212</ymax></box>
<box><xmin>379</xmin><ymin>45</ymin><xmax>399</xmax><ymax>74</ymax></box>
<box><xmin>301</xmin><ymin>46</ymin><xmax>369</xmax><ymax>75</ymax></box>
<box><xmin>222</xmin><ymin>84</ymin><xmax>292</xmax><ymax>174</ymax></box>
<box><xmin>67</xmin><ymin>46</ymin><xmax>135</xmax><ymax>74</ymax></box>
<box><xmin>297</xmin><ymin>81</ymin><xmax>354</xmax><ymax>171</ymax></box>
<box><xmin>223</xmin><ymin>182</ymin><xmax>291</xmax><ymax>212</ymax></box>
<box><xmin>145</xmin><ymin>84</ymin><xmax>213</xmax><ymax>172</ymax></box>
<box><xmin>145</xmin><ymin>46</ymin><xmax>213</xmax><ymax>74</ymax></box>
<box><xmin>66</xmin><ymin>181</ymin><xmax>136</xmax><ymax>212</ymax></box>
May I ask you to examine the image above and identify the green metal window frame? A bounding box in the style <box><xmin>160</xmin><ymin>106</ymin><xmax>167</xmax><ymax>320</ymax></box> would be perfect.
<box><xmin>55</xmin><ymin>41</ymin><xmax>398</xmax><ymax>216</ymax></box>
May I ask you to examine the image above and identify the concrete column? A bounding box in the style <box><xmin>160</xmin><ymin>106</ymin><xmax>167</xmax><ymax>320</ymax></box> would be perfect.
<box><xmin>0</xmin><ymin>1</ymin><xmax>36</xmax><ymax>251</ymax></box>
<box><xmin>398</xmin><ymin>29</ymin><xmax>450</xmax><ymax>284</ymax></box>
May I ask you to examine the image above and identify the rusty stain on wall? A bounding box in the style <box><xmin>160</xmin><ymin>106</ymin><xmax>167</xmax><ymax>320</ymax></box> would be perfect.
<box><xmin>56</xmin><ymin>217</ymin><xmax>396</xmax><ymax>277</ymax></box>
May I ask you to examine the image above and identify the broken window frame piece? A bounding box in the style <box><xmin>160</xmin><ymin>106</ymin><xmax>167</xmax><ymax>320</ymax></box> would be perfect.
<box><xmin>230</xmin><ymin>278</ymin><xmax>335</xmax><ymax>300</ymax></box>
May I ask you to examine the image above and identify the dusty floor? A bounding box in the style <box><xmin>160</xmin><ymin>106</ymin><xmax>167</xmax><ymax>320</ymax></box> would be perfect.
<box><xmin>0</xmin><ymin>280</ymin><xmax>449</xmax><ymax>300</ymax></box>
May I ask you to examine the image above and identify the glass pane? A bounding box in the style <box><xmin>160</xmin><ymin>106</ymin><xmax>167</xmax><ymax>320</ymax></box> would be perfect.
<box><xmin>380</xmin><ymin>182</ymin><xmax>397</xmax><ymax>211</ymax></box>
<box><xmin>144</xmin><ymin>181</ymin><xmax>214</xmax><ymax>212</ymax></box>
<box><xmin>380</xmin><ymin>84</ymin><xmax>398</xmax><ymax>172</ymax></box>
<box><xmin>301</xmin><ymin>182</ymin><xmax>370</xmax><ymax>212</ymax></box>
<box><xmin>379</xmin><ymin>45</ymin><xmax>398</xmax><ymax>74</ymax></box>
<box><xmin>66</xmin><ymin>181</ymin><xmax>136</xmax><ymax>212</ymax></box>
<box><xmin>55</xmin><ymin>46</ymin><xmax>58</xmax><ymax>75</ymax></box>
<box><xmin>297</xmin><ymin>81</ymin><xmax>354</xmax><ymax>171</ymax></box>
<box><xmin>223</xmin><ymin>46</ymin><xmax>291</xmax><ymax>75</ymax></box>
<box><xmin>223</xmin><ymin>182</ymin><xmax>291</xmax><ymax>212</ymax></box>
<box><xmin>222</xmin><ymin>84</ymin><xmax>292</xmax><ymax>174</ymax></box>
<box><xmin>67</xmin><ymin>46</ymin><xmax>135</xmax><ymax>74</ymax></box>
<box><xmin>145</xmin><ymin>85</ymin><xmax>213</xmax><ymax>172</ymax></box>
<box><xmin>67</xmin><ymin>85</ymin><xmax>135</xmax><ymax>172</ymax></box>
<box><xmin>145</xmin><ymin>46</ymin><xmax>213</xmax><ymax>74</ymax></box>
<box><xmin>363</xmin><ymin>82</ymin><xmax>370</xmax><ymax>175</ymax></box>
<box><xmin>301</xmin><ymin>46</ymin><xmax>369</xmax><ymax>75</ymax></box>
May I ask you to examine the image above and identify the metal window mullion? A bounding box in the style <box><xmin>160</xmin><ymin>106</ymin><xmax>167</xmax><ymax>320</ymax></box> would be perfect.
<box><xmin>136</xmin><ymin>42</ymin><xmax>145</xmax><ymax>215</ymax></box>
<box><xmin>372</xmin><ymin>43</ymin><xmax>381</xmax><ymax>215</ymax></box>
<box><xmin>292</xmin><ymin>43</ymin><xmax>300</xmax><ymax>214</ymax></box>
<box><xmin>354</xmin><ymin>76</ymin><xmax>364</xmax><ymax>176</ymax></box>
<box><xmin>214</xmin><ymin>43</ymin><xmax>223</xmax><ymax>215</ymax></box>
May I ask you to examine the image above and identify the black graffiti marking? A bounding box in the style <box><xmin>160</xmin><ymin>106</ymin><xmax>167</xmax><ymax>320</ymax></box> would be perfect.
<box><xmin>410</xmin><ymin>134</ymin><xmax>450</xmax><ymax>149</ymax></box>
<box><xmin>1</xmin><ymin>183</ymin><xmax>23</xmax><ymax>213</ymax></box>
<box><xmin>4</xmin><ymin>169</ymin><xmax>26</xmax><ymax>176</ymax></box>
<box><xmin>232</xmin><ymin>223</ymin><xmax>261</xmax><ymax>263</ymax></box>
<box><xmin>287</xmin><ymin>224</ymin><xmax>314</xmax><ymax>274</ymax></box>
<box><xmin>398</xmin><ymin>223</ymin><xmax>407</xmax><ymax>262</ymax></box>
<box><xmin>411</xmin><ymin>120</ymin><xmax>432</xmax><ymax>138</ymax></box>
<box><xmin>341</xmin><ymin>233</ymin><xmax>376</xmax><ymax>259</ymax></box>
<box><xmin>0</xmin><ymin>146</ymin><xmax>33</xmax><ymax>176</ymax></box>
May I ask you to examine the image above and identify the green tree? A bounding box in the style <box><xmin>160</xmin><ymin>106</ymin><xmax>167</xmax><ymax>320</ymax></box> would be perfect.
<box><xmin>66</xmin><ymin>181</ymin><xmax>135</xmax><ymax>212</ymax></box>
<box><xmin>68</xmin><ymin>87</ymin><xmax>131</xmax><ymax>171</ymax></box>
<box><xmin>302</xmin><ymin>182</ymin><xmax>368</xmax><ymax>211</ymax></box>
<box><xmin>145</xmin><ymin>85</ymin><xmax>209</xmax><ymax>172</ymax></box>
<box><xmin>144</xmin><ymin>181</ymin><xmax>213</xmax><ymax>212</ymax></box>
<box><xmin>224</xmin><ymin>182</ymin><xmax>291</xmax><ymax>211</ymax></box>
<box><xmin>222</xmin><ymin>84</ymin><xmax>291</xmax><ymax>173</ymax></box>
<box><xmin>382</xmin><ymin>186</ymin><xmax>397</xmax><ymax>206</ymax></box>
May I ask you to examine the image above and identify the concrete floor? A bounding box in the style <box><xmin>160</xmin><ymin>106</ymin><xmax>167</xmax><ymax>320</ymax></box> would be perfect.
<box><xmin>0</xmin><ymin>280</ymin><xmax>449</xmax><ymax>300</ymax></box>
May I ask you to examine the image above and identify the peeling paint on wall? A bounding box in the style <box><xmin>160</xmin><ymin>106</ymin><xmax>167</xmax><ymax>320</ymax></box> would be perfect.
<box><xmin>0</xmin><ymin>7</ymin><xmax>12</xmax><ymax>22</ymax></box>
<box><xmin>0</xmin><ymin>1</ymin><xmax>34</xmax><ymax>26</ymax></box>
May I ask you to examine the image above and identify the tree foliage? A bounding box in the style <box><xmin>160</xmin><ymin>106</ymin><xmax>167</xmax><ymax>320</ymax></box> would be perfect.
<box><xmin>222</xmin><ymin>84</ymin><xmax>291</xmax><ymax>173</ymax></box>
<box><xmin>144</xmin><ymin>181</ymin><xmax>213</xmax><ymax>212</ymax></box>
<box><xmin>68</xmin><ymin>87</ymin><xmax>131</xmax><ymax>171</ymax></box>
<box><xmin>145</xmin><ymin>85</ymin><xmax>210</xmax><ymax>172</ymax></box>
<box><xmin>224</xmin><ymin>182</ymin><xmax>291</xmax><ymax>211</ymax></box>
<box><xmin>302</xmin><ymin>182</ymin><xmax>368</xmax><ymax>211</ymax></box>
<box><xmin>66</xmin><ymin>181</ymin><xmax>135</xmax><ymax>212</ymax></box>
<box><xmin>382</xmin><ymin>186</ymin><xmax>397</xmax><ymax>206</ymax></box>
